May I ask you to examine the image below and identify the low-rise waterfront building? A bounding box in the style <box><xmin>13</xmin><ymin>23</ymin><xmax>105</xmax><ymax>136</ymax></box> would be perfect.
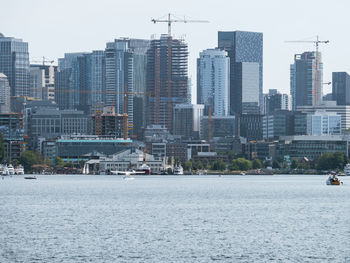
<box><xmin>99</xmin><ymin>148</ymin><xmax>165</xmax><ymax>173</ymax></box>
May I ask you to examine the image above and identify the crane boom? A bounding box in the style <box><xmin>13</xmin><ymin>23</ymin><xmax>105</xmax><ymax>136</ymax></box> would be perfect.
<box><xmin>151</xmin><ymin>13</ymin><xmax>209</xmax><ymax>36</ymax></box>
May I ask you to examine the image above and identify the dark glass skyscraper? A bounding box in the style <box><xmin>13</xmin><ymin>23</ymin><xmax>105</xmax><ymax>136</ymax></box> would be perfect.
<box><xmin>290</xmin><ymin>52</ymin><xmax>323</xmax><ymax>110</ymax></box>
<box><xmin>218</xmin><ymin>31</ymin><xmax>263</xmax><ymax>114</ymax></box>
<box><xmin>0</xmin><ymin>33</ymin><xmax>30</xmax><ymax>97</ymax></box>
<box><xmin>332</xmin><ymin>72</ymin><xmax>350</xmax><ymax>105</ymax></box>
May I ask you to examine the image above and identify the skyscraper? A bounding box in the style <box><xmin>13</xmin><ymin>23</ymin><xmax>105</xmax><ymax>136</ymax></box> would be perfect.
<box><xmin>290</xmin><ymin>51</ymin><xmax>323</xmax><ymax>110</ymax></box>
<box><xmin>146</xmin><ymin>35</ymin><xmax>188</xmax><ymax>131</ymax></box>
<box><xmin>105</xmin><ymin>38</ymin><xmax>149</xmax><ymax>137</ymax></box>
<box><xmin>197</xmin><ymin>49</ymin><xmax>230</xmax><ymax>116</ymax></box>
<box><xmin>0</xmin><ymin>33</ymin><xmax>30</xmax><ymax>97</ymax></box>
<box><xmin>218</xmin><ymin>31</ymin><xmax>263</xmax><ymax>114</ymax></box>
<box><xmin>0</xmin><ymin>73</ymin><xmax>10</xmax><ymax>113</ymax></box>
<box><xmin>332</xmin><ymin>72</ymin><xmax>350</xmax><ymax>105</ymax></box>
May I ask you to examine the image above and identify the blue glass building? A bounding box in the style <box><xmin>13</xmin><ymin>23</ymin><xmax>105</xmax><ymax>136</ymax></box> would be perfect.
<box><xmin>0</xmin><ymin>33</ymin><xmax>30</xmax><ymax>97</ymax></box>
<box><xmin>218</xmin><ymin>31</ymin><xmax>263</xmax><ymax>114</ymax></box>
<box><xmin>332</xmin><ymin>72</ymin><xmax>350</xmax><ymax>106</ymax></box>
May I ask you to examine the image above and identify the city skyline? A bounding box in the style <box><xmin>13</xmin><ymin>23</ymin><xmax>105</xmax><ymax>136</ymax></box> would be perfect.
<box><xmin>2</xmin><ymin>0</ymin><xmax>350</xmax><ymax>100</ymax></box>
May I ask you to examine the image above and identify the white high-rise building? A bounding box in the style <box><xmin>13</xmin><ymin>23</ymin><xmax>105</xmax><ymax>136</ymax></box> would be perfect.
<box><xmin>197</xmin><ymin>49</ymin><xmax>230</xmax><ymax>116</ymax></box>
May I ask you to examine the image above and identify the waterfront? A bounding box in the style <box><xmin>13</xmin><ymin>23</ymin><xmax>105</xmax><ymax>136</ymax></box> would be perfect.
<box><xmin>1</xmin><ymin>175</ymin><xmax>350</xmax><ymax>262</ymax></box>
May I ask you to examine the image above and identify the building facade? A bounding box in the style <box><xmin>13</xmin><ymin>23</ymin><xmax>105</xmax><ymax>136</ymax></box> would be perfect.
<box><xmin>173</xmin><ymin>104</ymin><xmax>204</xmax><ymax>139</ymax></box>
<box><xmin>218</xmin><ymin>31</ymin><xmax>263</xmax><ymax>114</ymax></box>
<box><xmin>307</xmin><ymin>111</ymin><xmax>341</xmax><ymax>136</ymax></box>
<box><xmin>197</xmin><ymin>48</ymin><xmax>230</xmax><ymax>116</ymax></box>
<box><xmin>0</xmin><ymin>73</ymin><xmax>10</xmax><ymax>113</ymax></box>
<box><xmin>332</xmin><ymin>72</ymin><xmax>350</xmax><ymax>105</ymax></box>
<box><xmin>290</xmin><ymin>52</ymin><xmax>323</xmax><ymax>110</ymax></box>
<box><xmin>146</xmin><ymin>35</ymin><xmax>188</xmax><ymax>132</ymax></box>
<box><xmin>0</xmin><ymin>33</ymin><xmax>30</xmax><ymax>97</ymax></box>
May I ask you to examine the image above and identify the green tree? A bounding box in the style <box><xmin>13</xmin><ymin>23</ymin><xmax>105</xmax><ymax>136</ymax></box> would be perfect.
<box><xmin>291</xmin><ymin>159</ymin><xmax>298</xmax><ymax>169</ymax></box>
<box><xmin>230</xmin><ymin>158</ymin><xmax>251</xmax><ymax>171</ymax></box>
<box><xmin>272</xmin><ymin>160</ymin><xmax>281</xmax><ymax>169</ymax></box>
<box><xmin>54</xmin><ymin>156</ymin><xmax>64</xmax><ymax>167</ymax></box>
<box><xmin>211</xmin><ymin>159</ymin><xmax>226</xmax><ymax>171</ymax></box>
<box><xmin>252</xmin><ymin>159</ymin><xmax>262</xmax><ymax>169</ymax></box>
<box><xmin>0</xmin><ymin>133</ymin><xmax>5</xmax><ymax>162</ymax></box>
<box><xmin>65</xmin><ymin>161</ymin><xmax>74</xmax><ymax>168</ymax></box>
<box><xmin>183</xmin><ymin>160</ymin><xmax>192</xmax><ymax>171</ymax></box>
<box><xmin>332</xmin><ymin>152</ymin><xmax>345</xmax><ymax>170</ymax></box>
<box><xmin>20</xmin><ymin>151</ymin><xmax>42</xmax><ymax>172</ymax></box>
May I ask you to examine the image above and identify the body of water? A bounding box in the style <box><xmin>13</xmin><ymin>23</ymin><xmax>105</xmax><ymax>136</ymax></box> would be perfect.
<box><xmin>1</xmin><ymin>175</ymin><xmax>350</xmax><ymax>262</ymax></box>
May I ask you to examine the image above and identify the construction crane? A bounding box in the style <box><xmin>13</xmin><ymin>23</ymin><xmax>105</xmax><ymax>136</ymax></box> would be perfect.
<box><xmin>30</xmin><ymin>56</ymin><xmax>55</xmax><ymax>66</ymax></box>
<box><xmin>151</xmin><ymin>13</ymin><xmax>209</xmax><ymax>37</ymax></box>
<box><xmin>286</xmin><ymin>36</ymin><xmax>329</xmax><ymax>105</ymax></box>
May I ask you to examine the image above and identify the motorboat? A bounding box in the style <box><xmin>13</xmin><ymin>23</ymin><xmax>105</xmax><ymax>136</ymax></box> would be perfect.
<box><xmin>15</xmin><ymin>165</ymin><xmax>24</xmax><ymax>175</ymax></box>
<box><xmin>0</xmin><ymin>165</ymin><xmax>6</xmax><ymax>176</ymax></box>
<box><xmin>173</xmin><ymin>165</ymin><xmax>184</xmax><ymax>175</ymax></box>
<box><xmin>326</xmin><ymin>173</ymin><xmax>342</xmax><ymax>185</ymax></box>
<box><xmin>24</xmin><ymin>176</ymin><xmax>37</xmax><ymax>180</ymax></box>
<box><xmin>7</xmin><ymin>164</ymin><xmax>15</xmax><ymax>175</ymax></box>
<box><xmin>344</xmin><ymin>164</ymin><xmax>350</xmax><ymax>176</ymax></box>
<box><xmin>136</xmin><ymin>163</ymin><xmax>151</xmax><ymax>175</ymax></box>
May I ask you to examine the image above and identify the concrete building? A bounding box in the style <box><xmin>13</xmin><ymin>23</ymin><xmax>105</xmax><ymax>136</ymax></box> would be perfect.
<box><xmin>146</xmin><ymin>35</ymin><xmax>188</xmax><ymax>131</ymax></box>
<box><xmin>332</xmin><ymin>72</ymin><xmax>350</xmax><ymax>105</ymax></box>
<box><xmin>264</xmin><ymin>89</ymin><xmax>290</xmax><ymax>114</ymax></box>
<box><xmin>290</xmin><ymin>51</ymin><xmax>323</xmax><ymax>110</ymax></box>
<box><xmin>0</xmin><ymin>33</ymin><xmax>30</xmax><ymax>97</ymax></box>
<box><xmin>307</xmin><ymin>111</ymin><xmax>341</xmax><ymax>136</ymax></box>
<box><xmin>297</xmin><ymin>101</ymin><xmax>350</xmax><ymax>132</ymax></box>
<box><xmin>275</xmin><ymin>135</ymin><xmax>349</xmax><ymax>161</ymax></box>
<box><xmin>263</xmin><ymin>110</ymin><xmax>294</xmax><ymax>139</ymax></box>
<box><xmin>0</xmin><ymin>113</ymin><xmax>25</xmax><ymax>160</ymax></box>
<box><xmin>0</xmin><ymin>73</ymin><xmax>10</xmax><ymax>113</ymax></box>
<box><xmin>218</xmin><ymin>31</ymin><xmax>263</xmax><ymax>114</ymax></box>
<box><xmin>90</xmin><ymin>107</ymin><xmax>124</xmax><ymax>138</ymax></box>
<box><xmin>197</xmin><ymin>49</ymin><xmax>230</xmax><ymax>116</ymax></box>
<box><xmin>240</xmin><ymin>114</ymin><xmax>263</xmax><ymax>141</ymax></box>
<box><xmin>56</xmin><ymin>135</ymin><xmax>132</xmax><ymax>161</ymax></box>
<box><xmin>200</xmin><ymin>116</ymin><xmax>235</xmax><ymax>140</ymax></box>
<box><xmin>99</xmin><ymin>148</ymin><xmax>165</xmax><ymax>173</ymax></box>
<box><xmin>173</xmin><ymin>104</ymin><xmax>204</xmax><ymax>139</ymax></box>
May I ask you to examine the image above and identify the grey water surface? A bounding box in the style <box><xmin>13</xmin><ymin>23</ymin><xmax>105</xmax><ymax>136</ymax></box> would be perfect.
<box><xmin>1</xmin><ymin>175</ymin><xmax>350</xmax><ymax>263</ymax></box>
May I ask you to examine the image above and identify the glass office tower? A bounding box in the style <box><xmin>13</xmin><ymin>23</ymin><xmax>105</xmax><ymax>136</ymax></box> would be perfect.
<box><xmin>218</xmin><ymin>31</ymin><xmax>263</xmax><ymax>114</ymax></box>
<box><xmin>0</xmin><ymin>33</ymin><xmax>30</xmax><ymax>97</ymax></box>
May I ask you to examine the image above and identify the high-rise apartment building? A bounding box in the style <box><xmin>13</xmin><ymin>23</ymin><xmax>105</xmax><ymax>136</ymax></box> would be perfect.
<box><xmin>146</xmin><ymin>35</ymin><xmax>188</xmax><ymax>131</ymax></box>
<box><xmin>290</xmin><ymin>51</ymin><xmax>323</xmax><ymax>110</ymax></box>
<box><xmin>218</xmin><ymin>31</ymin><xmax>263</xmax><ymax>114</ymax></box>
<box><xmin>332</xmin><ymin>72</ymin><xmax>350</xmax><ymax>105</ymax></box>
<box><xmin>0</xmin><ymin>33</ymin><xmax>30</xmax><ymax>97</ymax></box>
<box><xmin>197</xmin><ymin>49</ymin><xmax>230</xmax><ymax>116</ymax></box>
<box><xmin>0</xmin><ymin>73</ymin><xmax>10</xmax><ymax>113</ymax></box>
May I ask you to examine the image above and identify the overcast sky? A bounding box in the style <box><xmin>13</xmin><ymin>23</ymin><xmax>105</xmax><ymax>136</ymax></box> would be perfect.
<box><xmin>2</xmin><ymin>0</ymin><xmax>350</xmax><ymax>98</ymax></box>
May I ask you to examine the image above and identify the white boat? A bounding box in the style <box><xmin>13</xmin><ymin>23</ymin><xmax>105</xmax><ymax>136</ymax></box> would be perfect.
<box><xmin>15</xmin><ymin>165</ymin><xmax>24</xmax><ymax>175</ymax></box>
<box><xmin>110</xmin><ymin>169</ymin><xmax>136</xmax><ymax>180</ymax></box>
<box><xmin>344</xmin><ymin>164</ymin><xmax>350</xmax><ymax>176</ymax></box>
<box><xmin>0</xmin><ymin>165</ymin><xmax>6</xmax><ymax>176</ymax></box>
<box><xmin>173</xmin><ymin>165</ymin><xmax>184</xmax><ymax>175</ymax></box>
<box><xmin>7</xmin><ymin>164</ymin><xmax>15</xmax><ymax>175</ymax></box>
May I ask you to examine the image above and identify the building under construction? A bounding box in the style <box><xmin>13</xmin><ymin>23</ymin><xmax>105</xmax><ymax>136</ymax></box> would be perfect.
<box><xmin>90</xmin><ymin>107</ymin><xmax>125</xmax><ymax>138</ymax></box>
<box><xmin>146</xmin><ymin>35</ymin><xmax>188</xmax><ymax>132</ymax></box>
